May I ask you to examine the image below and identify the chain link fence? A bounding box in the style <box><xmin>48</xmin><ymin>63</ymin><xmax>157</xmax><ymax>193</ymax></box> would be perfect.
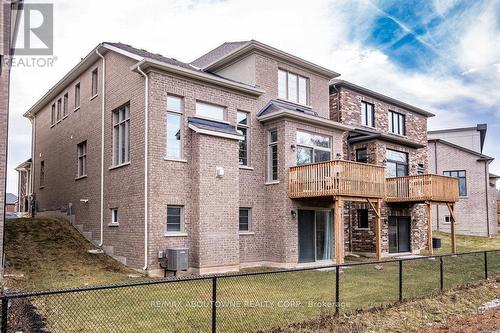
<box><xmin>2</xmin><ymin>250</ymin><xmax>498</xmax><ymax>333</ymax></box>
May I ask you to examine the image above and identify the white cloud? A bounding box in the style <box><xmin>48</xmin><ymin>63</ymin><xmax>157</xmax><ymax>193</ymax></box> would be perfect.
<box><xmin>6</xmin><ymin>0</ymin><xmax>500</xmax><ymax>192</ymax></box>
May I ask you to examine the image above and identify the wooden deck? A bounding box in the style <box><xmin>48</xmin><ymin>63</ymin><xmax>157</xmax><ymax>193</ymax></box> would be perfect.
<box><xmin>385</xmin><ymin>174</ymin><xmax>459</xmax><ymax>203</ymax></box>
<box><xmin>288</xmin><ymin>160</ymin><xmax>386</xmax><ymax>199</ymax></box>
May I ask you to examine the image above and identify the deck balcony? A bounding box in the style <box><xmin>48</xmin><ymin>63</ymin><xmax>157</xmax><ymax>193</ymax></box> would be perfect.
<box><xmin>288</xmin><ymin>160</ymin><xmax>386</xmax><ymax>200</ymax></box>
<box><xmin>385</xmin><ymin>174</ymin><xmax>459</xmax><ymax>203</ymax></box>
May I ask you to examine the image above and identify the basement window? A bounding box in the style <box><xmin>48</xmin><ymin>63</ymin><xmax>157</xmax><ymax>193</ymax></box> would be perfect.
<box><xmin>357</xmin><ymin>209</ymin><xmax>369</xmax><ymax>229</ymax></box>
<box><xmin>110</xmin><ymin>208</ymin><xmax>119</xmax><ymax>225</ymax></box>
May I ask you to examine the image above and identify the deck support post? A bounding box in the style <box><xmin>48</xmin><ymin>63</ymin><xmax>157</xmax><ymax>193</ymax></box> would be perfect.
<box><xmin>426</xmin><ymin>202</ymin><xmax>433</xmax><ymax>256</ymax></box>
<box><xmin>335</xmin><ymin>198</ymin><xmax>344</xmax><ymax>264</ymax></box>
<box><xmin>367</xmin><ymin>198</ymin><xmax>382</xmax><ymax>261</ymax></box>
<box><xmin>446</xmin><ymin>203</ymin><xmax>457</xmax><ymax>254</ymax></box>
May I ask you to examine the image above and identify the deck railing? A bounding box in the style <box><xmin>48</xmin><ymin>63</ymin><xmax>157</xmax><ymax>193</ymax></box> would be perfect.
<box><xmin>385</xmin><ymin>174</ymin><xmax>459</xmax><ymax>203</ymax></box>
<box><xmin>288</xmin><ymin>160</ymin><xmax>386</xmax><ymax>199</ymax></box>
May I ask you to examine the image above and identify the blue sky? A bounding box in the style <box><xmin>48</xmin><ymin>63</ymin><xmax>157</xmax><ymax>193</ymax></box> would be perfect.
<box><xmin>7</xmin><ymin>0</ymin><xmax>500</xmax><ymax>193</ymax></box>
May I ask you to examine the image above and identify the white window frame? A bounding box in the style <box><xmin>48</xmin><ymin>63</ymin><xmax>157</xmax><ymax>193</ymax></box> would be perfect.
<box><xmin>63</xmin><ymin>93</ymin><xmax>68</xmax><ymax>118</ymax></box>
<box><xmin>91</xmin><ymin>68</ymin><xmax>98</xmax><ymax>97</ymax></box>
<box><xmin>166</xmin><ymin>205</ymin><xmax>184</xmax><ymax>234</ymax></box>
<box><xmin>110</xmin><ymin>208</ymin><xmax>119</xmax><ymax>225</ymax></box>
<box><xmin>77</xmin><ymin>141</ymin><xmax>87</xmax><ymax>178</ymax></box>
<box><xmin>361</xmin><ymin>101</ymin><xmax>375</xmax><ymax>128</ymax></box>
<box><xmin>112</xmin><ymin>105</ymin><xmax>130</xmax><ymax>167</ymax></box>
<box><xmin>195</xmin><ymin>101</ymin><xmax>226</xmax><ymax>122</ymax></box>
<box><xmin>56</xmin><ymin>98</ymin><xmax>62</xmax><ymax>122</ymax></box>
<box><xmin>239</xmin><ymin>207</ymin><xmax>251</xmax><ymax>232</ymax></box>
<box><xmin>389</xmin><ymin>111</ymin><xmax>405</xmax><ymax>135</ymax></box>
<box><xmin>166</xmin><ymin>95</ymin><xmax>183</xmax><ymax>160</ymax></box>
<box><xmin>237</xmin><ymin>111</ymin><xmax>250</xmax><ymax>167</ymax></box>
<box><xmin>277</xmin><ymin>69</ymin><xmax>309</xmax><ymax>105</ymax></box>
<box><xmin>50</xmin><ymin>104</ymin><xmax>56</xmax><ymax>126</ymax></box>
<box><xmin>74</xmin><ymin>83</ymin><xmax>80</xmax><ymax>110</ymax></box>
<box><xmin>267</xmin><ymin>129</ymin><xmax>278</xmax><ymax>182</ymax></box>
<box><xmin>296</xmin><ymin>130</ymin><xmax>332</xmax><ymax>166</ymax></box>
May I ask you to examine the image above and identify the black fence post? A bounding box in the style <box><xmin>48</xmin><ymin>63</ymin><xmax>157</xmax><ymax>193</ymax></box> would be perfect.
<box><xmin>212</xmin><ymin>277</ymin><xmax>217</xmax><ymax>333</ymax></box>
<box><xmin>398</xmin><ymin>260</ymin><xmax>403</xmax><ymax>302</ymax></box>
<box><xmin>335</xmin><ymin>265</ymin><xmax>340</xmax><ymax>317</ymax></box>
<box><xmin>1</xmin><ymin>296</ymin><xmax>8</xmax><ymax>333</ymax></box>
<box><xmin>484</xmin><ymin>251</ymin><xmax>488</xmax><ymax>280</ymax></box>
<box><xmin>439</xmin><ymin>256</ymin><xmax>444</xmax><ymax>291</ymax></box>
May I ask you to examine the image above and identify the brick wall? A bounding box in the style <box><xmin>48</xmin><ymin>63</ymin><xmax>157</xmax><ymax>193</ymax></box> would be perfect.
<box><xmin>428</xmin><ymin>140</ymin><xmax>498</xmax><ymax>236</ymax></box>
<box><xmin>332</xmin><ymin>86</ymin><xmax>429</xmax><ymax>255</ymax></box>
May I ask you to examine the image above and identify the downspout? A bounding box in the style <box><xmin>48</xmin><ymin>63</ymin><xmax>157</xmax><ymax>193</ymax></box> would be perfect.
<box><xmin>484</xmin><ymin>161</ymin><xmax>491</xmax><ymax>237</ymax></box>
<box><xmin>434</xmin><ymin>141</ymin><xmax>439</xmax><ymax>231</ymax></box>
<box><xmin>137</xmin><ymin>66</ymin><xmax>149</xmax><ymax>271</ymax></box>
<box><xmin>30</xmin><ymin>116</ymin><xmax>35</xmax><ymax>196</ymax></box>
<box><xmin>96</xmin><ymin>48</ymin><xmax>106</xmax><ymax>247</ymax></box>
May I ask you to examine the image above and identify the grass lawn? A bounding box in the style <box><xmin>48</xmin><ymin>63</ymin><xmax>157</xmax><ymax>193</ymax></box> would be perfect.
<box><xmin>4</xmin><ymin>218</ymin><xmax>500</xmax><ymax>333</ymax></box>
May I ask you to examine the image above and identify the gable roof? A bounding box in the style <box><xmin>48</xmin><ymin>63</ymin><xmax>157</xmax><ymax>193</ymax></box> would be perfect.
<box><xmin>428</xmin><ymin>138</ymin><xmax>494</xmax><ymax>161</ymax></box>
<box><xmin>257</xmin><ymin>99</ymin><xmax>351</xmax><ymax>131</ymax></box>
<box><xmin>192</xmin><ymin>40</ymin><xmax>340</xmax><ymax>78</ymax></box>
<box><xmin>5</xmin><ymin>193</ymin><xmax>17</xmax><ymax>205</ymax></box>
<box><xmin>24</xmin><ymin>42</ymin><xmax>264</xmax><ymax>118</ymax></box>
<box><xmin>191</xmin><ymin>41</ymin><xmax>250</xmax><ymax>69</ymax></box>
<box><xmin>330</xmin><ymin>79</ymin><xmax>435</xmax><ymax>118</ymax></box>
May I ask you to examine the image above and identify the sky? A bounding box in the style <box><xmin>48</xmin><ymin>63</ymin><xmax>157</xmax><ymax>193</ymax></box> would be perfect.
<box><xmin>6</xmin><ymin>0</ymin><xmax>500</xmax><ymax>194</ymax></box>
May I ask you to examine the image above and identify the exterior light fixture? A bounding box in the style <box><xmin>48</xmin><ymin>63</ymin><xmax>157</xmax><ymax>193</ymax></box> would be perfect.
<box><xmin>290</xmin><ymin>144</ymin><xmax>296</xmax><ymax>151</ymax></box>
<box><xmin>291</xmin><ymin>210</ymin><xmax>297</xmax><ymax>219</ymax></box>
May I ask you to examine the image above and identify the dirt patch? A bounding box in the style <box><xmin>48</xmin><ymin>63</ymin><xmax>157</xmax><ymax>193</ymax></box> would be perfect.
<box><xmin>7</xmin><ymin>297</ymin><xmax>47</xmax><ymax>333</ymax></box>
<box><xmin>421</xmin><ymin>307</ymin><xmax>500</xmax><ymax>333</ymax></box>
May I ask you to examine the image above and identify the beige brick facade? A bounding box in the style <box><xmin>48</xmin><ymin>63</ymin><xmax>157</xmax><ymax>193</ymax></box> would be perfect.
<box><xmin>27</xmin><ymin>41</ymin><xmax>437</xmax><ymax>275</ymax></box>
<box><xmin>428</xmin><ymin>140</ymin><xmax>497</xmax><ymax>236</ymax></box>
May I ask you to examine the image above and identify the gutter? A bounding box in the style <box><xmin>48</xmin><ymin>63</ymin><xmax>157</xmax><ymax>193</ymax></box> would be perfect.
<box><xmin>96</xmin><ymin>48</ymin><xmax>105</xmax><ymax>247</ymax></box>
<box><xmin>137</xmin><ymin>66</ymin><xmax>149</xmax><ymax>271</ymax></box>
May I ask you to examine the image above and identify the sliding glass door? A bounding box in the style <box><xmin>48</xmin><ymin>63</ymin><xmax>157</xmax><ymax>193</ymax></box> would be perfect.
<box><xmin>298</xmin><ymin>209</ymin><xmax>332</xmax><ymax>262</ymax></box>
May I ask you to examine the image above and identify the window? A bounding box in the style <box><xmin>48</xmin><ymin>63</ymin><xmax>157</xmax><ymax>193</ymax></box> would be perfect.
<box><xmin>75</xmin><ymin>83</ymin><xmax>80</xmax><ymax>109</ymax></box>
<box><xmin>444</xmin><ymin>215</ymin><xmax>450</xmax><ymax>223</ymax></box>
<box><xmin>389</xmin><ymin>111</ymin><xmax>405</xmax><ymax>135</ymax></box>
<box><xmin>91</xmin><ymin>68</ymin><xmax>98</xmax><ymax>97</ymax></box>
<box><xmin>296</xmin><ymin>131</ymin><xmax>331</xmax><ymax>165</ymax></box>
<box><xmin>166</xmin><ymin>206</ymin><xmax>183</xmax><ymax>233</ymax></box>
<box><xmin>356</xmin><ymin>148</ymin><xmax>368</xmax><ymax>163</ymax></box>
<box><xmin>196</xmin><ymin>101</ymin><xmax>225</xmax><ymax>121</ymax></box>
<box><xmin>278</xmin><ymin>69</ymin><xmax>309</xmax><ymax>105</ymax></box>
<box><xmin>357</xmin><ymin>209</ymin><xmax>369</xmax><ymax>229</ymax></box>
<box><xmin>166</xmin><ymin>95</ymin><xmax>183</xmax><ymax>159</ymax></box>
<box><xmin>77</xmin><ymin>141</ymin><xmax>87</xmax><ymax>177</ymax></box>
<box><xmin>112</xmin><ymin>105</ymin><xmax>130</xmax><ymax>166</ymax></box>
<box><xmin>239</xmin><ymin>208</ymin><xmax>251</xmax><ymax>232</ymax></box>
<box><xmin>386</xmin><ymin>149</ymin><xmax>408</xmax><ymax>178</ymax></box>
<box><xmin>111</xmin><ymin>208</ymin><xmax>118</xmax><ymax>225</ymax></box>
<box><xmin>56</xmin><ymin>98</ymin><xmax>62</xmax><ymax>121</ymax></box>
<box><xmin>237</xmin><ymin>111</ymin><xmax>250</xmax><ymax>166</ymax></box>
<box><xmin>40</xmin><ymin>161</ymin><xmax>45</xmax><ymax>187</ymax></box>
<box><xmin>443</xmin><ymin>170</ymin><xmax>467</xmax><ymax>197</ymax></box>
<box><xmin>63</xmin><ymin>93</ymin><xmax>68</xmax><ymax>117</ymax></box>
<box><xmin>268</xmin><ymin>130</ymin><xmax>278</xmax><ymax>181</ymax></box>
<box><xmin>51</xmin><ymin>104</ymin><xmax>55</xmax><ymax>126</ymax></box>
<box><xmin>361</xmin><ymin>101</ymin><xmax>375</xmax><ymax>127</ymax></box>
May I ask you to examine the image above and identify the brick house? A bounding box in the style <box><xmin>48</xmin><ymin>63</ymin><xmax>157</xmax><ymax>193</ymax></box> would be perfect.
<box><xmin>428</xmin><ymin>125</ymin><xmax>498</xmax><ymax>236</ymax></box>
<box><xmin>25</xmin><ymin>40</ymin><xmax>459</xmax><ymax>275</ymax></box>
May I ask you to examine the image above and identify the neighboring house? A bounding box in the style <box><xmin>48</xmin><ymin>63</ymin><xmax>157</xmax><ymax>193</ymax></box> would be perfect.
<box><xmin>1</xmin><ymin>1</ymin><xmax>23</xmax><ymax>274</ymax></box>
<box><xmin>25</xmin><ymin>40</ymin><xmax>458</xmax><ymax>275</ymax></box>
<box><xmin>428</xmin><ymin>125</ymin><xmax>498</xmax><ymax>236</ymax></box>
<box><xmin>15</xmin><ymin>158</ymin><xmax>31</xmax><ymax>216</ymax></box>
<box><xmin>5</xmin><ymin>193</ymin><xmax>17</xmax><ymax>213</ymax></box>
